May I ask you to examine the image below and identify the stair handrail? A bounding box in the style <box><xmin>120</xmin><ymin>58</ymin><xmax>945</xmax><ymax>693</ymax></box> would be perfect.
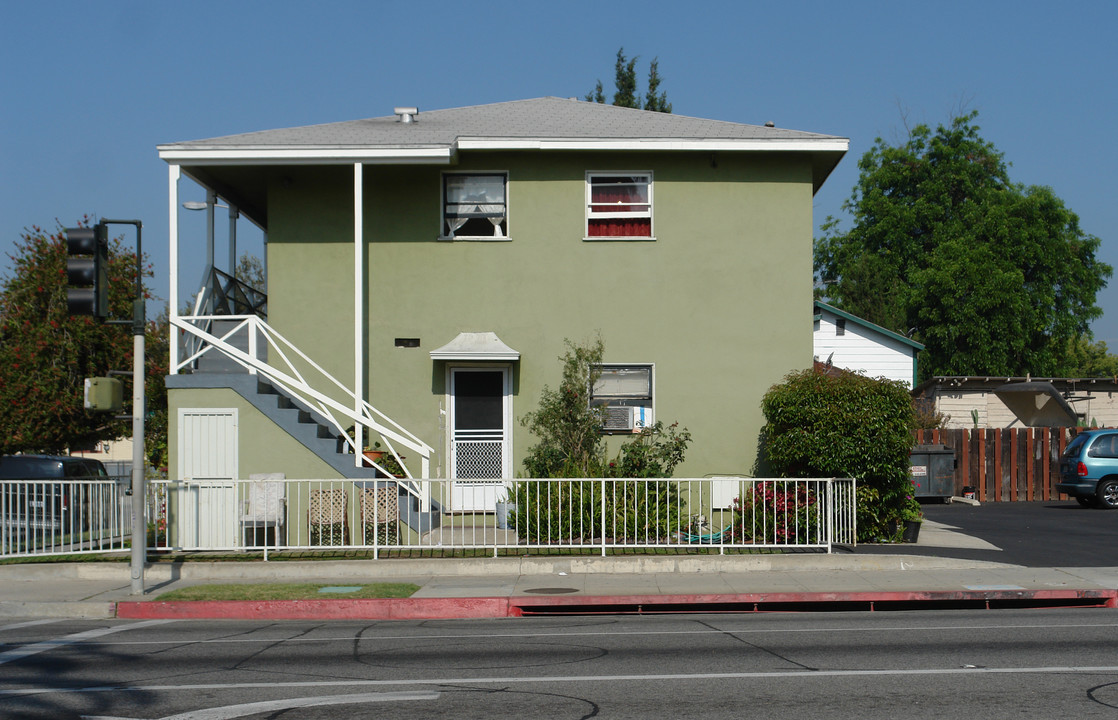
<box><xmin>181</xmin><ymin>266</ymin><xmax>268</xmax><ymax>371</ymax></box>
<box><xmin>172</xmin><ymin>313</ymin><xmax>433</xmax><ymax>479</ymax></box>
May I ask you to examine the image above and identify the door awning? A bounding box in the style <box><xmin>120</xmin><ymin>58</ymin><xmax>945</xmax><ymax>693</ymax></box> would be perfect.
<box><xmin>429</xmin><ymin>332</ymin><xmax>520</xmax><ymax>361</ymax></box>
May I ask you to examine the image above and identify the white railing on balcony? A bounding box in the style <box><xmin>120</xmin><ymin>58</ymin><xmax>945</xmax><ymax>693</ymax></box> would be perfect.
<box><xmin>137</xmin><ymin>477</ymin><xmax>856</xmax><ymax>559</ymax></box>
<box><xmin>172</xmin><ymin>310</ymin><xmax>434</xmax><ymax>499</ymax></box>
<box><xmin>0</xmin><ymin>476</ymin><xmax>134</xmax><ymax>558</ymax></box>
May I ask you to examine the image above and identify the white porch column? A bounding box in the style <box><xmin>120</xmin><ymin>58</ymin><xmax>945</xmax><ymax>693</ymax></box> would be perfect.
<box><xmin>168</xmin><ymin>164</ymin><xmax>180</xmax><ymax>375</ymax></box>
<box><xmin>354</xmin><ymin>162</ymin><xmax>365</xmax><ymax>464</ymax></box>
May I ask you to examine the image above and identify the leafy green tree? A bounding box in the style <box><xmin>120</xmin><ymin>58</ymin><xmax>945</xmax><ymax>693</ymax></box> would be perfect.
<box><xmin>815</xmin><ymin>112</ymin><xmax>1110</xmax><ymax>379</ymax></box>
<box><xmin>521</xmin><ymin>337</ymin><xmax>608</xmax><ymax>478</ymax></box>
<box><xmin>761</xmin><ymin>367</ymin><xmax>918</xmax><ymax>542</ymax></box>
<box><xmin>0</xmin><ymin>220</ymin><xmax>152</xmax><ymax>454</ymax></box>
<box><xmin>586</xmin><ymin>48</ymin><xmax>672</xmax><ymax>113</ymax></box>
<box><xmin>1065</xmin><ymin>336</ymin><xmax>1118</xmax><ymax>378</ymax></box>
<box><xmin>234</xmin><ymin>253</ymin><xmax>266</xmax><ymax>290</ymax></box>
<box><xmin>144</xmin><ymin>305</ymin><xmax>170</xmax><ymax>471</ymax></box>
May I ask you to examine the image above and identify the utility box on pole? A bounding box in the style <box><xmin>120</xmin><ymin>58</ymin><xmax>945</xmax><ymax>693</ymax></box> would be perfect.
<box><xmin>84</xmin><ymin>377</ymin><xmax>123</xmax><ymax>412</ymax></box>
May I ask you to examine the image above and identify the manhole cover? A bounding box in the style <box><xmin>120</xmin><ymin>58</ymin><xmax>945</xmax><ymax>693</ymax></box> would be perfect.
<box><xmin>522</xmin><ymin>587</ymin><xmax>580</xmax><ymax>594</ymax></box>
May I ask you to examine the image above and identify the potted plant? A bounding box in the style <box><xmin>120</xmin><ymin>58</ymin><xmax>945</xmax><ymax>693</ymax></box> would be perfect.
<box><xmin>899</xmin><ymin>501</ymin><xmax>923</xmax><ymax>543</ymax></box>
<box><xmin>363</xmin><ymin>441</ymin><xmax>404</xmax><ymax>478</ymax></box>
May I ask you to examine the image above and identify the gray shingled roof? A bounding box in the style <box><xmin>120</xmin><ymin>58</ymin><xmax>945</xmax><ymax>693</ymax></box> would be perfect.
<box><xmin>160</xmin><ymin>96</ymin><xmax>844</xmax><ymax>149</ymax></box>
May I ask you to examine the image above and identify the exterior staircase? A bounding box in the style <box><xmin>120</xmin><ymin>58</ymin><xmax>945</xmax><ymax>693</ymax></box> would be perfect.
<box><xmin>166</xmin><ymin>372</ymin><xmax>441</xmax><ymax>533</ymax></box>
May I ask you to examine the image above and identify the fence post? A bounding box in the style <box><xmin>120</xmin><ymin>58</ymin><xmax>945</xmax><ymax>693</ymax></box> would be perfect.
<box><xmin>822</xmin><ymin>478</ymin><xmax>831</xmax><ymax>552</ymax></box>
<box><xmin>600</xmin><ymin>478</ymin><xmax>606</xmax><ymax>558</ymax></box>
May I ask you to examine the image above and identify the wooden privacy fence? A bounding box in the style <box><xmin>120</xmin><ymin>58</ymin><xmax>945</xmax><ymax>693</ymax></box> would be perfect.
<box><xmin>914</xmin><ymin>428</ymin><xmax>1085</xmax><ymax>503</ymax></box>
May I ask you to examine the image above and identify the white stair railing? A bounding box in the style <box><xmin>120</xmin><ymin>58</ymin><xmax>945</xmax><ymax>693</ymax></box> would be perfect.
<box><xmin>172</xmin><ymin>313</ymin><xmax>434</xmax><ymax>507</ymax></box>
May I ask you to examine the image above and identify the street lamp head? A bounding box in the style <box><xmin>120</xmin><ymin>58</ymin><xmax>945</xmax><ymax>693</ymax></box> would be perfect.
<box><xmin>182</xmin><ymin>200</ymin><xmax>231</xmax><ymax>211</ymax></box>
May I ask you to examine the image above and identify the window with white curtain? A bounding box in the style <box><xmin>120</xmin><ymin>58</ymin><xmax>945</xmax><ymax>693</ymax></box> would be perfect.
<box><xmin>443</xmin><ymin>173</ymin><xmax>508</xmax><ymax>240</ymax></box>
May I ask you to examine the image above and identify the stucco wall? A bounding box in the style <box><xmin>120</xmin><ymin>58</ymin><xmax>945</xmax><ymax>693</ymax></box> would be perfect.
<box><xmin>262</xmin><ymin>150</ymin><xmax>816</xmax><ymax>477</ymax></box>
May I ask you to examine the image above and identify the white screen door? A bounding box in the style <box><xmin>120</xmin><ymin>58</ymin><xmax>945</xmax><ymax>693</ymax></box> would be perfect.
<box><xmin>449</xmin><ymin>368</ymin><xmax>510</xmax><ymax>511</ymax></box>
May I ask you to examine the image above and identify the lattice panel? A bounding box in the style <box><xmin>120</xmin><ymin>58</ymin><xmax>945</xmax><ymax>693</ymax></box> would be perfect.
<box><xmin>361</xmin><ymin>487</ymin><xmax>399</xmax><ymax>524</ymax></box>
<box><xmin>454</xmin><ymin>440</ymin><xmax>503</xmax><ymax>479</ymax></box>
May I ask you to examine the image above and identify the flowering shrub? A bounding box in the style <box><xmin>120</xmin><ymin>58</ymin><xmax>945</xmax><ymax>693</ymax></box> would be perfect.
<box><xmin>732</xmin><ymin>480</ymin><xmax>819</xmax><ymax>544</ymax></box>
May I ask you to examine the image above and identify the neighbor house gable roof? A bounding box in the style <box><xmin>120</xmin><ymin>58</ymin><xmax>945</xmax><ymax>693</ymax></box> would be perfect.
<box><xmin>813</xmin><ymin>301</ymin><xmax>925</xmax><ymax>351</ymax></box>
<box><xmin>159</xmin><ymin>97</ymin><xmax>847</xmax><ymax>193</ymax></box>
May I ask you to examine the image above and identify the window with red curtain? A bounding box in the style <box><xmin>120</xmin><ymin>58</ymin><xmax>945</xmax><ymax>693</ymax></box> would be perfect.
<box><xmin>586</xmin><ymin>173</ymin><xmax>652</xmax><ymax>238</ymax></box>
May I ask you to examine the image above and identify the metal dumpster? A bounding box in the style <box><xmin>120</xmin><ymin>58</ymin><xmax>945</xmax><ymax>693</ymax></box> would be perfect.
<box><xmin>909</xmin><ymin>444</ymin><xmax>956</xmax><ymax>501</ymax></box>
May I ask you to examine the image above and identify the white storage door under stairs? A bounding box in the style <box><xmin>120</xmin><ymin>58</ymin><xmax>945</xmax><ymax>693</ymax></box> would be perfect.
<box><xmin>177</xmin><ymin>408</ymin><xmax>238</xmax><ymax>548</ymax></box>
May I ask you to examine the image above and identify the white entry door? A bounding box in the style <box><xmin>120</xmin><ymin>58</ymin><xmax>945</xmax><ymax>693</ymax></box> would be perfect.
<box><xmin>177</xmin><ymin>408</ymin><xmax>238</xmax><ymax>548</ymax></box>
<box><xmin>449</xmin><ymin>368</ymin><xmax>511</xmax><ymax>511</ymax></box>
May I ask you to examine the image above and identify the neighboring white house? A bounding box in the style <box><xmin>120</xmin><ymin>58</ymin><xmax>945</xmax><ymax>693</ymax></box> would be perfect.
<box><xmin>812</xmin><ymin>301</ymin><xmax>924</xmax><ymax>389</ymax></box>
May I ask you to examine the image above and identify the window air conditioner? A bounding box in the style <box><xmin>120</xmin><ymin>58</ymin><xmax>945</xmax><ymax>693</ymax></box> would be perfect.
<box><xmin>603</xmin><ymin>406</ymin><xmax>635</xmax><ymax>432</ymax></box>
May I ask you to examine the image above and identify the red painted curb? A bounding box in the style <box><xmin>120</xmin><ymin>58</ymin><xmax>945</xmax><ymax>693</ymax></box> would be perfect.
<box><xmin>114</xmin><ymin>588</ymin><xmax>1118</xmax><ymax>620</ymax></box>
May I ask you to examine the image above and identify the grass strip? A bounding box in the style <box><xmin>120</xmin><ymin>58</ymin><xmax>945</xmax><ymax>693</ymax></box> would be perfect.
<box><xmin>155</xmin><ymin>582</ymin><xmax>420</xmax><ymax>601</ymax></box>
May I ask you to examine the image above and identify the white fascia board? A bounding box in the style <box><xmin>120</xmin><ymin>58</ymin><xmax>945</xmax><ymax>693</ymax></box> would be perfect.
<box><xmin>456</xmin><ymin>138</ymin><xmax>850</xmax><ymax>152</ymax></box>
<box><xmin>157</xmin><ymin>146</ymin><xmax>455</xmax><ymax>165</ymax></box>
<box><xmin>429</xmin><ymin>350</ymin><xmax>521</xmax><ymax>361</ymax></box>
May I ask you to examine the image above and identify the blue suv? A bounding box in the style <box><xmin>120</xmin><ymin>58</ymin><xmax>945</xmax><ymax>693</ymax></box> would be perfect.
<box><xmin>1056</xmin><ymin>429</ymin><xmax>1118</xmax><ymax>509</ymax></box>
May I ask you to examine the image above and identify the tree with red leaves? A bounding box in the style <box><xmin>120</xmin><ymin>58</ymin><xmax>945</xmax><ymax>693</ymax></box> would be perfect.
<box><xmin>0</xmin><ymin>219</ymin><xmax>154</xmax><ymax>456</ymax></box>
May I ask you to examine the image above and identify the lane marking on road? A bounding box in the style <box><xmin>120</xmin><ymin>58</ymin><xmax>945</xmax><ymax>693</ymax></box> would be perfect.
<box><xmin>0</xmin><ymin>620</ymin><xmax>174</xmax><ymax>666</ymax></box>
<box><xmin>28</xmin><ymin>620</ymin><xmax>1118</xmax><ymax>649</ymax></box>
<box><xmin>78</xmin><ymin>691</ymin><xmax>439</xmax><ymax>720</ymax></box>
<box><xmin>0</xmin><ymin>619</ymin><xmax>62</xmax><ymax>633</ymax></box>
<box><xmin>8</xmin><ymin>665</ymin><xmax>1118</xmax><ymax>698</ymax></box>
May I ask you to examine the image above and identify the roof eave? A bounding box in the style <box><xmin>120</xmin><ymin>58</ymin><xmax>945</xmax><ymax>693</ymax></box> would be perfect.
<box><xmin>158</xmin><ymin>136</ymin><xmax>849</xmax><ymax>166</ymax></box>
<box><xmin>157</xmin><ymin>145</ymin><xmax>456</xmax><ymax>165</ymax></box>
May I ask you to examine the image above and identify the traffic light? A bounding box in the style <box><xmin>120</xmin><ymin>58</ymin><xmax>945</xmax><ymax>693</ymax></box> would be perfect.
<box><xmin>65</xmin><ymin>224</ymin><xmax>108</xmax><ymax>318</ymax></box>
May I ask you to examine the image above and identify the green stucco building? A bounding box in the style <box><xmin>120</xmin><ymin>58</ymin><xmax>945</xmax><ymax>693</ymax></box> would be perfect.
<box><xmin>158</xmin><ymin>97</ymin><xmax>847</xmax><ymax>533</ymax></box>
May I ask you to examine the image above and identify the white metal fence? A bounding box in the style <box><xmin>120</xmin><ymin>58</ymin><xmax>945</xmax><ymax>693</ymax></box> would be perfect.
<box><xmin>0</xmin><ymin>476</ymin><xmax>134</xmax><ymax>558</ymax></box>
<box><xmin>134</xmin><ymin>477</ymin><xmax>856</xmax><ymax>558</ymax></box>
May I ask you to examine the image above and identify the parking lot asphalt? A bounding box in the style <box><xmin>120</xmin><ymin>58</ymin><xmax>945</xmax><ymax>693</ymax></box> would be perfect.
<box><xmin>856</xmin><ymin>498</ymin><xmax>1115</xmax><ymax>566</ymax></box>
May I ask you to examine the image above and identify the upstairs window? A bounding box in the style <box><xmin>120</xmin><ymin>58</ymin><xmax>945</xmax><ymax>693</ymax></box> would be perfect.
<box><xmin>592</xmin><ymin>364</ymin><xmax>654</xmax><ymax>433</ymax></box>
<box><xmin>443</xmin><ymin>173</ymin><xmax>507</xmax><ymax>240</ymax></box>
<box><xmin>586</xmin><ymin>172</ymin><xmax>653</xmax><ymax>239</ymax></box>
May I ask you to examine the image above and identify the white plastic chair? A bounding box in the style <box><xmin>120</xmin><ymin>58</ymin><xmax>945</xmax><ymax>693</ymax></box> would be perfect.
<box><xmin>241</xmin><ymin>472</ymin><xmax>286</xmax><ymax>547</ymax></box>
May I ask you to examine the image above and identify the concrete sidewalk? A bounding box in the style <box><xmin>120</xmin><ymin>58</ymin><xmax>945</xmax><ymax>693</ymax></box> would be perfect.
<box><xmin>2</xmin><ymin>520</ymin><xmax>1117</xmax><ymax>620</ymax></box>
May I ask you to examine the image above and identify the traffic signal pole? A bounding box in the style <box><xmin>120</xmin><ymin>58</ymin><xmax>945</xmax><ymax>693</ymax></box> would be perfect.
<box><xmin>64</xmin><ymin>220</ymin><xmax>146</xmax><ymax>595</ymax></box>
<box><xmin>102</xmin><ymin>220</ymin><xmax>145</xmax><ymax>596</ymax></box>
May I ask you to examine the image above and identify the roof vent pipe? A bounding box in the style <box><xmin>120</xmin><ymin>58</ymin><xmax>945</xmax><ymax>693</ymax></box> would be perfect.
<box><xmin>394</xmin><ymin>107</ymin><xmax>418</xmax><ymax>123</ymax></box>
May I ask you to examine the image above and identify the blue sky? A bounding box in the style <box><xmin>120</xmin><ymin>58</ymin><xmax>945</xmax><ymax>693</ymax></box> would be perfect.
<box><xmin>3</xmin><ymin>1</ymin><xmax>1116</xmax><ymax>345</ymax></box>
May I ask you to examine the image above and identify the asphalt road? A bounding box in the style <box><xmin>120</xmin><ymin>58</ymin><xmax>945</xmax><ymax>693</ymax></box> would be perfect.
<box><xmin>858</xmin><ymin>499</ymin><xmax>1117</xmax><ymax>566</ymax></box>
<box><xmin>4</xmin><ymin>610</ymin><xmax>1118</xmax><ymax>719</ymax></box>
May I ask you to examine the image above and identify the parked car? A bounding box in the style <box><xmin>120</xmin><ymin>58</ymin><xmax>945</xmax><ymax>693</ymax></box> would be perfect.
<box><xmin>1056</xmin><ymin>429</ymin><xmax>1118</xmax><ymax>508</ymax></box>
<box><xmin>0</xmin><ymin>455</ymin><xmax>111</xmax><ymax>531</ymax></box>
